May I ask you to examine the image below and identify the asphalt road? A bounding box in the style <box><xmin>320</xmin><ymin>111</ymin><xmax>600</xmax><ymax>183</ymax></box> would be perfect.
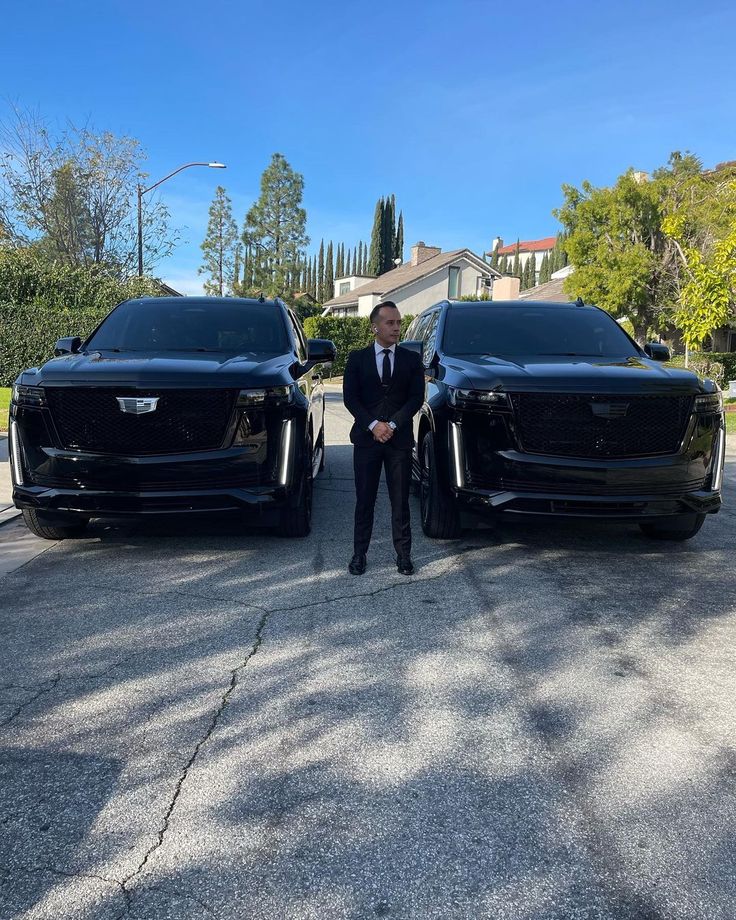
<box><xmin>1</xmin><ymin>393</ymin><xmax>735</xmax><ymax>920</ymax></box>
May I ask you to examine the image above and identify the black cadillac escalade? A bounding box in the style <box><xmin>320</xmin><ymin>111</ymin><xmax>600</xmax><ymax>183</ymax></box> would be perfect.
<box><xmin>9</xmin><ymin>296</ymin><xmax>336</xmax><ymax>539</ymax></box>
<box><xmin>402</xmin><ymin>299</ymin><xmax>726</xmax><ymax>541</ymax></box>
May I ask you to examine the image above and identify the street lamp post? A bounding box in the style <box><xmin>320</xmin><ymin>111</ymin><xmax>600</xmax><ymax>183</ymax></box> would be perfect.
<box><xmin>137</xmin><ymin>161</ymin><xmax>226</xmax><ymax>277</ymax></box>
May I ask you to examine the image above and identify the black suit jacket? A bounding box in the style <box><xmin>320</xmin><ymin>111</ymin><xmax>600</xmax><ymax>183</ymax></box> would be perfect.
<box><xmin>343</xmin><ymin>344</ymin><xmax>424</xmax><ymax>448</ymax></box>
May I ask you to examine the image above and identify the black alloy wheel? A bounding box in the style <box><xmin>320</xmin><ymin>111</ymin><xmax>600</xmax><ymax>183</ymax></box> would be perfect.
<box><xmin>419</xmin><ymin>431</ymin><xmax>461</xmax><ymax>539</ymax></box>
<box><xmin>22</xmin><ymin>508</ymin><xmax>90</xmax><ymax>540</ymax></box>
<box><xmin>639</xmin><ymin>512</ymin><xmax>706</xmax><ymax>541</ymax></box>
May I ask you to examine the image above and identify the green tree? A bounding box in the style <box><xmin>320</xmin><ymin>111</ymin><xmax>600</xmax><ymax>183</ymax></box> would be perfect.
<box><xmin>512</xmin><ymin>241</ymin><xmax>521</xmax><ymax>278</ymax></box>
<box><xmin>662</xmin><ymin>156</ymin><xmax>736</xmax><ymax>348</ymax></box>
<box><xmin>242</xmin><ymin>152</ymin><xmax>309</xmax><ymax>295</ymax></box>
<box><xmin>383</xmin><ymin>194</ymin><xmax>397</xmax><ymax>272</ymax></box>
<box><xmin>0</xmin><ymin>107</ymin><xmax>176</xmax><ymax>275</ymax></box>
<box><xmin>556</xmin><ymin>172</ymin><xmax>675</xmax><ymax>342</ymax></box>
<box><xmin>324</xmin><ymin>241</ymin><xmax>334</xmax><ymax>302</ymax></box>
<box><xmin>395</xmin><ymin>211</ymin><xmax>404</xmax><ymax>263</ymax></box>
<box><xmin>368</xmin><ymin>198</ymin><xmax>384</xmax><ymax>276</ymax></box>
<box><xmin>527</xmin><ymin>252</ymin><xmax>537</xmax><ymax>288</ymax></box>
<box><xmin>538</xmin><ymin>252</ymin><xmax>550</xmax><ymax>284</ymax></box>
<box><xmin>199</xmin><ymin>186</ymin><xmax>238</xmax><ymax>296</ymax></box>
<box><xmin>317</xmin><ymin>240</ymin><xmax>325</xmax><ymax>302</ymax></box>
<box><xmin>336</xmin><ymin>242</ymin><xmax>344</xmax><ymax>278</ymax></box>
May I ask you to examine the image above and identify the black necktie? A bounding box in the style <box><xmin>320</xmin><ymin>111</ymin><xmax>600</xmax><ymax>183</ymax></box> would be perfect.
<box><xmin>381</xmin><ymin>348</ymin><xmax>391</xmax><ymax>385</ymax></box>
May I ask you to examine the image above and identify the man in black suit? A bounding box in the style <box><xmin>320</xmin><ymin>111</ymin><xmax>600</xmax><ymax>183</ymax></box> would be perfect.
<box><xmin>343</xmin><ymin>300</ymin><xmax>424</xmax><ymax>576</ymax></box>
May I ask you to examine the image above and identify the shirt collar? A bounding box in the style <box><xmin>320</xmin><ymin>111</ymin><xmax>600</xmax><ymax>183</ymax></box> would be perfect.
<box><xmin>374</xmin><ymin>341</ymin><xmax>396</xmax><ymax>355</ymax></box>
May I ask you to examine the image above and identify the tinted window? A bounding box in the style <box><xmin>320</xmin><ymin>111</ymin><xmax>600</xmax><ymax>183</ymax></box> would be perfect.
<box><xmin>442</xmin><ymin>306</ymin><xmax>639</xmax><ymax>358</ymax></box>
<box><xmin>86</xmin><ymin>300</ymin><xmax>289</xmax><ymax>354</ymax></box>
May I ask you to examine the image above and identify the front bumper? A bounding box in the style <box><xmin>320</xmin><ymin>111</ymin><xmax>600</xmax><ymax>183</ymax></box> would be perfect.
<box><xmin>12</xmin><ymin>482</ymin><xmax>288</xmax><ymax>516</ymax></box>
<box><xmin>455</xmin><ymin>485</ymin><xmax>722</xmax><ymax>519</ymax></box>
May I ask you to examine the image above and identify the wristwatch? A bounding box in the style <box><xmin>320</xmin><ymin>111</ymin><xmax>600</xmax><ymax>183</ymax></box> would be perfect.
<box><xmin>388</xmin><ymin>421</ymin><xmax>397</xmax><ymax>431</ymax></box>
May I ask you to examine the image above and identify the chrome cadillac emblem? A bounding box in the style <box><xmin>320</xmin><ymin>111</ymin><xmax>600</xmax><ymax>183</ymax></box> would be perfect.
<box><xmin>116</xmin><ymin>397</ymin><xmax>159</xmax><ymax>415</ymax></box>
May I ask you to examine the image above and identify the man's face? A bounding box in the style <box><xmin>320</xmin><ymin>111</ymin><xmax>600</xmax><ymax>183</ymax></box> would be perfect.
<box><xmin>373</xmin><ymin>306</ymin><xmax>402</xmax><ymax>346</ymax></box>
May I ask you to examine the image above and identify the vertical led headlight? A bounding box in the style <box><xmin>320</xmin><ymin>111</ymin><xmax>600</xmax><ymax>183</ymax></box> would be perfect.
<box><xmin>279</xmin><ymin>419</ymin><xmax>294</xmax><ymax>485</ymax></box>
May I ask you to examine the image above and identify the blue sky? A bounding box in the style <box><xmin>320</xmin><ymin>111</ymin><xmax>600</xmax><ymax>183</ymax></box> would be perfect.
<box><xmin>2</xmin><ymin>0</ymin><xmax>735</xmax><ymax>293</ymax></box>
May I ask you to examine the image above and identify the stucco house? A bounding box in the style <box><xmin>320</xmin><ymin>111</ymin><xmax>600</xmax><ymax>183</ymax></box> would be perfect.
<box><xmin>322</xmin><ymin>242</ymin><xmax>500</xmax><ymax>317</ymax></box>
<box><xmin>487</xmin><ymin>237</ymin><xmax>556</xmax><ymax>274</ymax></box>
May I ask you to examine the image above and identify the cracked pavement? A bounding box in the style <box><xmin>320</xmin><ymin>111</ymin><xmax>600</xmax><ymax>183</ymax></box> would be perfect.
<box><xmin>0</xmin><ymin>392</ymin><xmax>735</xmax><ymax>919</ymax></box>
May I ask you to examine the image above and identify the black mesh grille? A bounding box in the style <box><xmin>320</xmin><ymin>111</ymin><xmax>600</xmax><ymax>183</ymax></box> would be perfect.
<box><xmin>46</xmin><ymin>388</ymin><xmax>237</xmax><ymax>455</ymax></box>
<box><xmin>509</xmin><ymin>393</ymin><xmax>693</xmax><ymax>459</ymax></box>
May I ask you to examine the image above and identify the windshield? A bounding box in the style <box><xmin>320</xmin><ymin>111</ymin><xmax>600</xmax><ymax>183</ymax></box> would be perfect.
<box><xmin>442</xmin><ymin>306</ymin><xmax>640</xmax><ymax>358</ymax></box>
<box><xmin>86</xmin><ymin>300</ymin><xmax>290</xmax><ymax>354</ymax></box>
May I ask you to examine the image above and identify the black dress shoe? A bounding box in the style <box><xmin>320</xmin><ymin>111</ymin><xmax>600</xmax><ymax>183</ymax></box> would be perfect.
<box><xmin>348</xmin><ymin>553</ymin><xmax>367</xmax><ymax>575</ymax></box>
<box><xmin>396</xmin><ymin>555</ymin><xmax>415</xmax><ymax>576</ymax></box>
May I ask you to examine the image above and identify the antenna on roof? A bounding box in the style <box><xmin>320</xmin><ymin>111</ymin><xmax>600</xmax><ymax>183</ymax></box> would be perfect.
<box><xmin>575</xmin><ymin>296</ymin><xmax>585</xmax><ymax>307</ymax></box>
<box><xmin>258</xmin><ymin>291</ymin><xmax>265</xmax><ymax>303</ymax></box>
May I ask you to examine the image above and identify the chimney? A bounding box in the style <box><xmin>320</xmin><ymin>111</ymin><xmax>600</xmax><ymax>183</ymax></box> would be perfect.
<box><xmin>410</xmin><ymin>241</ymin><xmax>441</xmax><ymax>266</ymax></box>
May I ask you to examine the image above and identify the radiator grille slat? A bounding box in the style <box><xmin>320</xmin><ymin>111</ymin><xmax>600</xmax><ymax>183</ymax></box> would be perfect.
<box><xmin>46</xmin><ymin>388</ymin><xmax>237</xmax><ymax>455</ymax></box>
<box><xmin>510</xmin><ymin>393</ymin><xmax>693</xmax><ymax>459</ymax></box>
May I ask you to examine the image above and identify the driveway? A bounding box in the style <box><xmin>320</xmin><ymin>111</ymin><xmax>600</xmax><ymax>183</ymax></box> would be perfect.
<box><xmin>1</xmin><ymin>394</ymin><xmax>735</xmax><ymax>919</ymax></box>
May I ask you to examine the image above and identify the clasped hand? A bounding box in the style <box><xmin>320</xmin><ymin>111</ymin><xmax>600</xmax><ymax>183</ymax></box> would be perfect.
<box><xmin>372</xmin><ymin>421</ymin><xmax>394</xmax><ymax>443</ymax></box>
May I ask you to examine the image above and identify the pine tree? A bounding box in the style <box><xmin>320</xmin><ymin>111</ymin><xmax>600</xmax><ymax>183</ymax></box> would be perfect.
<box><xmin>241</xmin><ymin>153</ymin><xmax>309</xmax><ymax>295</ymax></box>
<box><xmin>233</xmin><ymin>245</ymin><xmax>241</xmax><ymax>290</ymax></box>
<box><xmin>324</xmin><ymin>241</ymin><xmax>334</xmax><ymax>302</ymax></box>
<box><xmin>317</xmin><ymin>240</ymin><xmax>325</xmax><ymax>302</ymax></box>
<box><xmin>368</xmin><ymin>198</ymin><xmax>384</xmax><ymax>276</ymax></box>
<box><xmin>199</xmin><ymin>186</ymin><xmax>238</xmax><ymax>296</ymax></box>
<box><xmin>395</xmin><ymin>211</ymin><xmax>404</xmax><ymax>263</ymax></box>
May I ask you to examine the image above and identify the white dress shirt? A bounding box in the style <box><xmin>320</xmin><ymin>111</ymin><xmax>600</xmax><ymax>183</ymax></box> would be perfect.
<box><xmin>368</xmin><ymin>341</ymin><xmax>396</xmax><ymax>431</ymax></box>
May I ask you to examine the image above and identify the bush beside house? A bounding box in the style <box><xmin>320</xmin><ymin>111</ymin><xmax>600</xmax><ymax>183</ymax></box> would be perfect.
<box><xmin>304</xmin><ymin>315</ymin><xmax>414</xmax><ymax>376</ymax></box>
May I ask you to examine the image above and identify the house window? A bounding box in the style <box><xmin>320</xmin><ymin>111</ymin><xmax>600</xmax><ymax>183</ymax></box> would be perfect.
<box><xmin>729</xmin><ymin>331</ymin><xmax>736</xmax><ymax>352</ymax></box>
<box><xmin>339</xmin><ymin>281</ymin><xmax>351</xmax><ymax>295</ymax></box>
<box><xmin>448</xmin><ymin>266</ymin><xmax>461</xmax><ymax>298</ymax></box>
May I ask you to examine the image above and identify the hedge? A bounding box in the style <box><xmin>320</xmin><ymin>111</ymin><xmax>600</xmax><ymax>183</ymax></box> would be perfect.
<box><xmin>668</xmin><ymin>352</ymin><xmax>736</xmax><ymax>388</ymax></box>
<box><xmin>303</xmin><ymin>314</ymin><xmax>414</xmax><ymax>376</ymax></box>
<box><xmin>0</xmin><ymin>250</ymin><xmax>165</xmax><ymax>386</ymax></box>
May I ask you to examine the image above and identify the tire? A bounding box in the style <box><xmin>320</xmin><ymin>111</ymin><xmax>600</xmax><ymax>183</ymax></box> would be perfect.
<box><xmin>276</xmin><ymin>435</ymin><xmax>313</xmax><ymax>538</ymax></box>
<box><xmin>419</xmin><ymin>431</ymin><xmax>461</xmax><ymax>539</ymax></box>
<box><xmin>22</xmin><ymin>508</ymin><xmax>89</xmax><ymax>540</ymax></box>
<box><xmin>639</xmin><ymin>512</ymin><xmax>706</xmax><ymax>542</ymax></box>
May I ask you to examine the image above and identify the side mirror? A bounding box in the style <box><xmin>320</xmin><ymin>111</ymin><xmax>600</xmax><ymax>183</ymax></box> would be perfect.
<box><xmin>306</xmin><ymin>338</ymin><xmax>337</xmax><ymax>364</ymax></box>
<box><xmin>644</xmin><ymin>342</ymin><xmax>670</xmax><ymax>362</ymax></box>
<box><xmin>399</xmin><ymin>339</ymin><xmax>423</xmax><ymax>358</ymax></box>
<box><xmin>54</xmin><ymin>336</ymin><xmax>82</xmax><ymax>356</ymax></box>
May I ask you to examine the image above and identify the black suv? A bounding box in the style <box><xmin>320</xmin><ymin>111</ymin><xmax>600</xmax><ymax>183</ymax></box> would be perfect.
<box><xmin>9</xmin><ymin>296</ymin><xmax>336</xmax><ymax>539</ymax></box>
<box><xmin>403</xmin><ymin>299</ymin><xmax>726</xmax><ymax>541</ymax></box>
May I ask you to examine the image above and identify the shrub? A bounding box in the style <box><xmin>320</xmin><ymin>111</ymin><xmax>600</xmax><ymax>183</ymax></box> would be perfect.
<box><xmin>668</xmin><ymin>351</ymin><xmax>735</xmax><ymax>387</ymax></box>
<box><xmin>0</xmin><ymin>250</ymin><xmax>165</xmax><ymax>386</ymax></box>
<box><xmin>303</xmin><ymin>314</ymin><xmax>414</xmax><ymax>376</ymax></box>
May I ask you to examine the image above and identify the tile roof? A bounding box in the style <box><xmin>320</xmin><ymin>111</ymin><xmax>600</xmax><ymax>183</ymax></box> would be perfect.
<box><xmin>492</xmin><ymin>237</ymin><xmax>556</xmax><ymax>257</ymax></box>
<box><xmin>323</xmin><ymin>249</ymin><xmax>496</xmax><ymax>308</ymax></box>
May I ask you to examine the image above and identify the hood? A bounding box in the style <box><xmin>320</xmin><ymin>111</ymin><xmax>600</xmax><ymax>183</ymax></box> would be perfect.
<box><xmin>443</xmin><ymin>354</ymin><xmax>705</xmax><ymax>395</ymax></box>
<box><xmin>25</xmin><ymin>350</ymin><xmax>296</xmax><ymax>389</ymax></box>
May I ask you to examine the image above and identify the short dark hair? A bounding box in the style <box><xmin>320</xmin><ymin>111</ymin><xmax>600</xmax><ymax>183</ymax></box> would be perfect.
<box><xmin>370</xmin><ymin>300</ymin><xmax>399</xmax><ymax>324</ymax></box>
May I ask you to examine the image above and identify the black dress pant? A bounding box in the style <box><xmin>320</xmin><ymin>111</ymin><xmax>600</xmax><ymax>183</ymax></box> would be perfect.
<box><xmin>353</xmin><ymin>441</ymin><xmax>412</xmax><ymax>557</ymax></box>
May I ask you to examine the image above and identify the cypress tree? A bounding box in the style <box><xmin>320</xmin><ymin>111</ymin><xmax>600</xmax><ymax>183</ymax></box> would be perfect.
<box><xmin>394</xmin><ymin>211</ymin><xmax>404</xmax><ymax>263</ymax></box>
<box><xmin>345</xmin><ymin>247</ymin><xmax>351</xmax><ymax>277</ymax></box>
<box><xmin>539</xmin><ymin>252</ymin><xmax>550</xmax><ymax>284</ymax></box>
<box><xmin>325</xmin><ymin>241</ymin><xmax>334</xmax><ymax>302</ymax></box>
<box><xmin>384</xmin><ymin>194</ymin><xmax>396</xmax><ymax>273</ymax></box>
<box><xmin>317</xmin><ymin>240</ymin><xmax>325</xmax><ymax>302</ymax></box>
<box><xmin>512</xmin><ymin>241</ymin><xmax>521</xmax><ymax>279</ymax></box>
<box><xmin>368</xmin><ymin>198</ymin><xmax>384</xmax><ymax>276</ymax></box>
<box><xmin>528</xmin><ymin>252</ymin><xmax>537</xmax><ymax>288</ymax></box>
<box><xmin>336</xmin><ymin>242</ymin><xmax>343</xmax><ymax>278</ymax></box>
